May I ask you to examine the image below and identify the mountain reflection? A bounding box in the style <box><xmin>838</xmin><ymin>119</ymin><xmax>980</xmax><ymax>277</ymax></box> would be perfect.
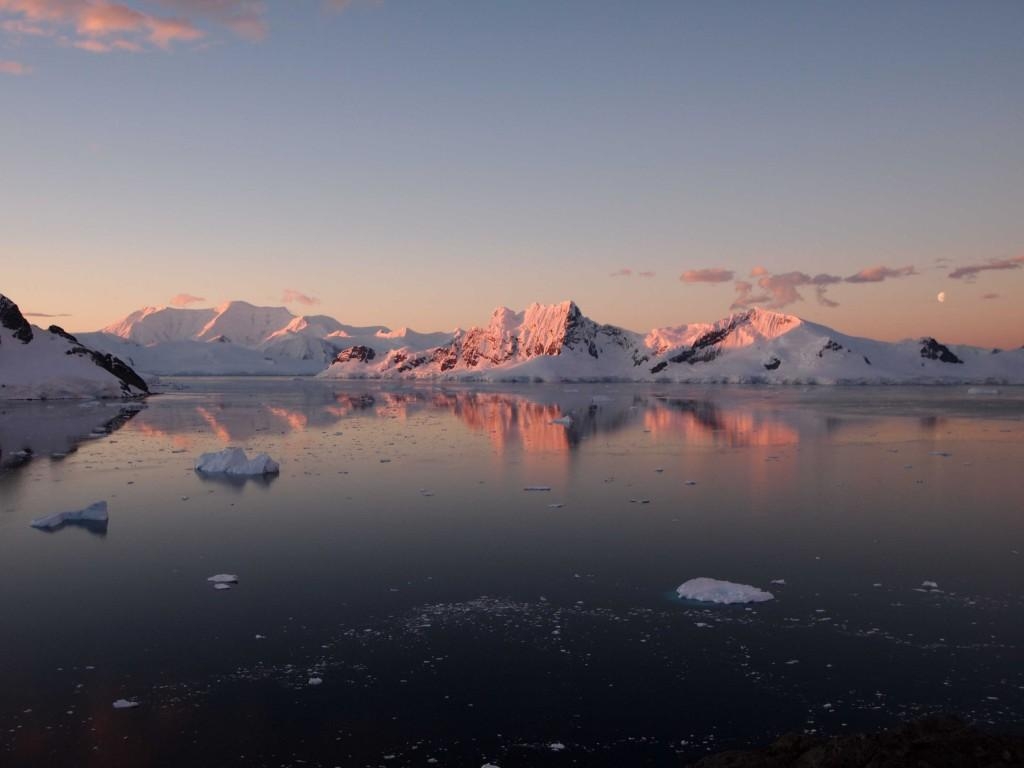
<box><xmin>119</xmin><ymin>387</ymin><xmax>823</xmax><ymax>452</ymax></box>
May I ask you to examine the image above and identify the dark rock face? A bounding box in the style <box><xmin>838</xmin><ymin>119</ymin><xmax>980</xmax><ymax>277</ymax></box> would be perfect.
<box><xmin>0</xmin><ymin>294</ymin><xmax>33</xmax><ymax>343</ymax></box>
<box><xmin>48</xmin><ymin>325</ymin><xmax>79</xmax><ymax>344</ymax></box>
<box><xmin>920</xmin><ymin>338</ymin><xmax>963</xmax><ymax>364</ymax></box>
<box><xmin>65</xmin><ymin>347</ymin><xmax>149</xmax><ymax>395</ymax></box>
<box><xmin>334</xmin><ymin>345</ymin><xmax>376</xmax><ymax>364</ymax></box>
<box><xmin>764</xmin><ymin>357</ymin><xmax>781</xmax><ymax>370</ymax></box>
<box><xmin>687</xmin><ymin>715</ymin><xmax>1024</xmax><ymax>768</ymax></box>
<box><xmin>818</xmin><ymin>339</ymin><xmax>844</xmax><ymax>357</ymax></box>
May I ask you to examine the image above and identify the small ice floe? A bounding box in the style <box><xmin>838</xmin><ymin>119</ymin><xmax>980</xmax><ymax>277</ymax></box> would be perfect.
<box><xmin>524</xmin><ymin>486</ymin><xmax>551</xmax><ymax>492</ymax></box>
<box><xmin>784</xmin><ymin>659</ymin><xmax>800</xmax><ymax>665</ymax></box>
<box><xmin>307</xmin><ymin>677</ymin><xmax>323</xmax><ymax>686</ymax></box>
<box><xmin>928</xmin><ymin>451</ymin><xmax>952</xmax><ymax>458</ymax></box>
<box><xmin>629</xmin><ymin>498</ymin><xmax>651</xmax><ymax>504</ymax></box>
<box><xmin>676</xmin><ymin>578</ymin><xmax>774</xmax><ymax>604</ymax></box>
<box><xmin>967</xmin><ymin>387</ymin><xmax>1000</xmax><ymax>395</ymax></box>
<box><xmin>112</xmin><ymin>699</ymin><xmax>139</xmax><ymax>709</ymax></box>
<box><xmin>549</xmin><ymin>415</ymin><xmax>572</xmax><ymax>426</ymax></box>
<box><xmin>549</xmin><ymin>742</ymin><xmax>566</xmax><ymax>752</ymax></box>
<box><xmin>771</xmin><ymin>579</ymin><xmax>787</xmax><ymax>585</ymax></box>
<box><xmin>921</xmin><ymin>580</ymin><xmax>939</xmax><ymax>589</ymax></box>
<box><xmin>207</xmin><ymin>574</ymin><xmax>238</xmax><ymax>590</ymax></box>
<box><xmin>547</xmin><ymin>503</ymin><xmax>564</xmax><ymax>509</ymax></box>
<box><xmin>655</xmin><ymin>467</ymin><xmax>664</xmax><ymax>473</ymax></box>
<box><xmin>683</xmin><ymin>480</ymin><xmax>698</xmax><ymax>486</ymax></box>
<box><xmin>30</xmin><ymin>501</ymin><xmax>108</xmax><ymax>531</ymax></box>
<box><xmin>195</xmin><ymin>448</ymin><xmax>279</xmax><ymax>476</ymax></box>
<box><xmin>419</xmin><ymin>489</ymin><xmax>435</xmax><ymax>497</ymax></box>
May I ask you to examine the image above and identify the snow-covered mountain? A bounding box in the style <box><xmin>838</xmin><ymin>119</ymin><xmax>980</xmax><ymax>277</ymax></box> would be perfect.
<box><xmin>79</xmin><ymin>297</ymin><xmax>1024</xmax><ymax>383</ymax></box>
<box><xmin>81</xmin><ymin>301</ymin><xmax>452</xmax><ymax>376</ymax></box>
<box><xmin>0</xmin><ymin>294</ymin><xmax>148</xmax><ymax>400</ymax></box>
<box><xmin>320</xmin><ymin>301</ymin><xmax>1024</xmax><ymax>384</ymax></box>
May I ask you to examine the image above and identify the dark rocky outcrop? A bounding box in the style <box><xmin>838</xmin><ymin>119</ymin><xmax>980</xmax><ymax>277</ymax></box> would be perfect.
<box><xmin>334</xmin><ymin>345</ymin><xmax>376</xmax><ymax>364</ymax></box>
<box><xmin>818</xmin><ymin>339</ymin><xmax>844</xmax><ymax>357</ymax></box>
<box><xmin>0</xmin><ymin>294</ymin><xmax>33</xmax><ymax>343</ymax></box>
<box><xmin>764</xmin><ymin>357</ymin><xmax>781</xmax><ymax>370</ymax></box>
<box><xmin>687</xmin><ymin>715</ymin><xmax>1023</xmax><ymax>768</ymax></box>
<box><xmin>920</xmin><ymin>338</ymin><xmax>963</xmax><ymax>364</ymax></box>
<box><xmin>65</xmin><ymin>346</ymin><xmax>149</xmax><ymax>395</ymax></box>
<box><xmin>48</xmin><ymin>325</ymin><xmax>79</xmax><ymax>344</ymax></box>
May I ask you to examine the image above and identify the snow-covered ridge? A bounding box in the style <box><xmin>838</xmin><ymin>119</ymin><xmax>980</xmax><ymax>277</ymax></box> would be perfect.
<box><xmin>77</xmin><ymin>297</ymin><xmax>1024</xmax><ymax>383</ymax></box>
<box><xmin>0</xmin><ymin>293</ymin><xmax>149</xmax><ymax>400</ymax></box>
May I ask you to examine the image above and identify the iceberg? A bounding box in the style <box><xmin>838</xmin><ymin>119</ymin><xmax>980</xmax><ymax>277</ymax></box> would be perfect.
<box><xmin>30</xmin><ymin>501</ymin><xmax>108</xmax><ymax>530</ymax></box>
<box><xmin>207</xmin><ymin>574</ymin><xmax>238</xmax><ymax>585</ymax></box>
<box><xmin>676</xmin><ymin>577</ymin><xmax>775</xmax><ymax>604</ymax></box>
<box><xmin>112</xmin><ymin>699</ymin><xmax>139</xmax><ymax>709</ymax></box>
<box><xmin>195</xmin><ymin>447</ymin><xmax>279</xmax><ymax>476</ymax></box>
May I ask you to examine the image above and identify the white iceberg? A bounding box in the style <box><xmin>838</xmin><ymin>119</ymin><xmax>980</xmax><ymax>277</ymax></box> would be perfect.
<box><xmin>112</xmin><ymin>699</ymin><xmax>139</xmax><ymax>709</ymax></box>
<box><xmin>208</xmin><ymin>574</ymin><xmax>238</xmax><ymax>584</ymax></box>
<box><xmin>195</xmin><ymin>447</ymin><xmax>279</xmax><ymax>476</ymax></box>
<box><xmin>676</xmin><ymin>577</ymin><xmax>774</xmax><ymax>604</ymax></box>
<box><xmin>30</xmin><ymin>501</ymin><xmax>108</xmax><ymax>530</ymax></box>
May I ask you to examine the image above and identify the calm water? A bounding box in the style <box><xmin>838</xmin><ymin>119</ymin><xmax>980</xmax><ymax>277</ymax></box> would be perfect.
<box><xmin>1</xmin><ymin>380</ymin><xmax>1022</xmax><ymax>767</ymax></box>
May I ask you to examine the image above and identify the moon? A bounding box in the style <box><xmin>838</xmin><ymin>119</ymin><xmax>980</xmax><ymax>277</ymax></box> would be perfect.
<box><xmin>937</xmin><ymin>291</ymin><xmax>946</xmax><ymax>303</ymax></box>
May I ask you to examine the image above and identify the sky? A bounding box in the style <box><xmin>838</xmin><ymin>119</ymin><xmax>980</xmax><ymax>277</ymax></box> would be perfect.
<box><xmin>1</xmin><ymin>0</ymin><xmax>1022</xmax><ymax>347</ymax></box>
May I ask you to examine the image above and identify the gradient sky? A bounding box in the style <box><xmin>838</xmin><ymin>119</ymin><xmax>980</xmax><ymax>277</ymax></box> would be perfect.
<box><xmin>2</xmin><ymin>1</ymin><xmax>1022</xmax><ymax>347</ymax></box>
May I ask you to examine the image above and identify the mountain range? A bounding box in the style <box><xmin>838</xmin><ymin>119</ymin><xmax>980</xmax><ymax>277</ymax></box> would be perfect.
<box><xmin>79</xmin><ymin>297</ymin><xmax>1024</xmax><ymax>385</ymax></box>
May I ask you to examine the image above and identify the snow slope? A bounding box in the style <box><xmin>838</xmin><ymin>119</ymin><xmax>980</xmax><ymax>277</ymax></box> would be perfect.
<box><xmin>0</xmin><ymin>294</ymin><xmax>149</xmax><ymax>400</ymax></box>
<box><xmin>319</xmin><ymin>302</ymin><xmax>1024</xmax><ymax>384</ymax></box>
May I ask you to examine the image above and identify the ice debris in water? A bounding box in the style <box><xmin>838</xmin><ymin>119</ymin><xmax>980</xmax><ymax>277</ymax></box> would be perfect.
<box><xmin>112</xmin><ymin>699</ymin><xmax>139</xmax><ymax>709</ymax></box>
<box><xmin>308</xmin><ymin>677</ymin><xmax>323</xmax><ymax>686</ymax></box>
<box><xmin>676</xmin><ymin>577</ymin><xmax>775</xmax><ymax>604</ymax></box>
<box><xmin>524</xmin><ymin>486</ymin><xmax>551</xmax><ymax>491</ymax></box>
<box><xmin>194</xmin><ymin>447</ymin><xmax>279</xmax><ymax>476</ymax></box>
<box><xmin>549</xmin><ymin>415</ymin><xmax>572</xmax><ymax>426</ymax></box>
<box><xmin>208</xmin><ymin>574</ymin><xmax>238</xmax><ymax>586</ymax></box>
<box><xmin>30</xmin><ymin>501</ymin><xmax>108</xmax><ymax>530</ymax></box>
<box><xmin>921</xmin><ymin>580</ymin><xmax>939</xmax><ymax>589</ymax></box>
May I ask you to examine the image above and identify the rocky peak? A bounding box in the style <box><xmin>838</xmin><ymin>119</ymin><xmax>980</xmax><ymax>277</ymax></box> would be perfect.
<box><xmin>920</xmin><ymin>337</ymin><xmax>963</xmax><ymax>364</ymax></box>
<box><xmin>0</xmin><ymin>294</ymin><xmax>33</xmax><ymax>343</ymax></box>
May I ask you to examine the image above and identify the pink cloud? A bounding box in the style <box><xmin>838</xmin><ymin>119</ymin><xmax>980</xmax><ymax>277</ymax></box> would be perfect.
<box><xmin>282</xmin><ymin>289</ymin><xmax>320</xmax><ymax>306</ymax></box>
<box><xmin>169</xmin><ymin>293</ymin><xmax>206</xmax><ymax>307</ymax></box>
<box><xmin>731</xmin><ymin>271</ymin><xmax>842</xmax><ymax>309</ymax></box>
<box><xmin>638</xmin><ymin>271</ymin><xmax>656</xmax><ymax>278</ymax></box>
<box><xmin>948</xmin><ymin>255</ymin><xmax>1024</xmax><ymax>281</ymax></box>
<box><xmin>609</xmin><ymin>268</ymin><xmax>632</xmax><ymax>278</ymax></box>
<box><xmin>0</xmin><ymin>58</ymin><xmax>29</xmax><ymax>74</ymax></box>
<box><xmin>0</xmin><ymin>0</ymin><xmax>263</xmax><ymax>53</ymax></box>
<box><xmin>749</xmin><ymin>265</ymin><xmax>768</xmax><ymax>277</ymax></box>
<box><xmin>680</xmin><ymin>268</ymin><xmax>734</xmax><ymax>284</ymax></box>
<box><xmin>844</xmin><ymin>265</ymin><xmax>917</xmax><ymax>283</ymax></box>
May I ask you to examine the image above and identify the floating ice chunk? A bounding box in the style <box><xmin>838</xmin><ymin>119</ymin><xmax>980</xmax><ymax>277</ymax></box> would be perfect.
<box><xmin>30</xmin><ymin>501</ymin><xmax>108</xmax><ymax>530</ymax></box>
<box><xmin>112</xmin><ymin>699</ymin><xmax>139</xmax><ymax>709</ymax></box>
<box><xmin>524</xmin><ymin>486</ymin><xmax>551</xmax><ymax>492</ymax></box>
<box><xmin>550</xmin><ymin>415</ymin><xmax>572</xmax><ymax>426</ymax></box>
<box><xmin>921</xmin><ymin>580</ymin><xmax>939</xmax><ymax>589</ymax></box>
<box><xmin>967</xmin><ymin>387</ymin><xmax>999</xmax><ymax>395</ymax></box>
<box><xmin>676</xmin><ymin>578</ymin><xmax>774</xmax><ymax>605</ymax></box>
<box><xmin>928</xmin><ymin>451</ymin><xmax>952</xmax><ymax>457</ymax></box>
<box><xmin>549</xmin><ymin>742</ymin><xmax>566</xmax><ymax>751</ymax></box>
<box><xmin>213</xmin><ymin>583</ymin><xmax>232</xmax><ymax>591</ymax></box>
<box><xmin>684</xmin><ymin>480</ymin><xmax>697</xmax><ymax>486</ymax></box>
<box><xmin>194</xmin><ymin>447</ymin><xmax>279</xmax><ymax>476</ymax></box>
<box><xmin>548</xmin><ymin>503</ymin><xmax>564</xmax><ymax>508</ymax></box>
<box><xmin>771</xmin><ymin>579</ymin><xmax>787</xmax><ymax>585</ymax></box>
<box><xmin>207</xmin><ymin>574</ymin><xmax>238</xmax><ymax>584</ymax></box>
<box><xmin>308</xmin><ymin>677</ymin><xmax>323</xmax><ymax>686</ymax></box>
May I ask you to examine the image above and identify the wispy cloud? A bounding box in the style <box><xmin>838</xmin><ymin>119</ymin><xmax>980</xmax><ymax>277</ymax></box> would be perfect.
<box><xmin>948</xmin><ymin>256</ymin><xmax>1024</xmax><ymax>281</ymax></box>
<box><xmin>609</xmin><ymin>268</ymin><xmax>632</xmax><ymax>278</ymax></box>
<box><xmin>0</xmin><ymin>0</ymin><xmax>267</xmax><ymax>54</ymax></box>
<box><xmin>24</xmin><ymin>311</ymin><xmax>71</xmax><ymax>317</ymax></box>
<box><xmin>282</xmin><ymin>289</ymin><xmax>320</xmax><ymax>306</ymax></box>
<box><xmin>0</xmin><ymin>58</ymin><xmax>30</xmax><ymax>74</ymax></box>
<box><xmin>169</xmin><ymin>293</ymin><xmax>206</xmax><ymax>307</ymax></box>
<box><xmin>680</xmin><ymin>267</ymin><xmax>734</xmax><ymax>284</ymax></box>
<box><xmin>844</xmin><ymin>265</ymin><xmax>917</xmax><ymax>283</ymax></box>
<box><xmin>637</xmin><ymin>270</ymin><xmax>656</xmax><ymax>278</ymax></box>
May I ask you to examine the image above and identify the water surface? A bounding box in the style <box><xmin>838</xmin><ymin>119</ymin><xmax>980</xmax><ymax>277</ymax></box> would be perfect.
<box><xmin>1</xmin><ymin>381</ymin><xmax>1022</xmax><ymax>767</ymax></box>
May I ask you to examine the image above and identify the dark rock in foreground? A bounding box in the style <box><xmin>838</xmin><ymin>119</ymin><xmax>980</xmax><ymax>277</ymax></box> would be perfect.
<box><xmin>688</xmin><ymin>716</ymin><xmax>1023</xmax><ymax>768</ymax></box>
